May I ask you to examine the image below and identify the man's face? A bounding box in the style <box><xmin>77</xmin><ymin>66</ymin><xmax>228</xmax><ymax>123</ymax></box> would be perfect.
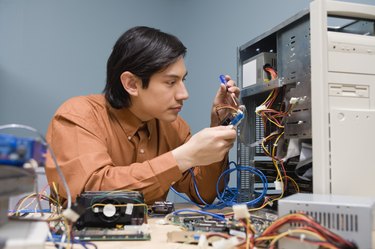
<box><xmin>131</xmin><ymin>57</ymin><xmax>189</xmax><ymax>122</ymax></box>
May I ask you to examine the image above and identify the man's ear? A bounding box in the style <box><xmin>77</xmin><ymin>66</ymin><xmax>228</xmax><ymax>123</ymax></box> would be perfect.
<box><xmin>120</xmin><ymin>71</ymin><xmax>141</xmax><ymax>96</ymax></box>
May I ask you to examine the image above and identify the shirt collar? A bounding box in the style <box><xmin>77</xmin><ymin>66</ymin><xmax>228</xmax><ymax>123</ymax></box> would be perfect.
<box><xmin>108</xmin><ymin>105</ymin><xmax>154</xmax><ymax>139</ymax></box>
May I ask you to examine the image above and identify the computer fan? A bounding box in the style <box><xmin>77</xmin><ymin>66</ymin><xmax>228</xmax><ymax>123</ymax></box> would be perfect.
<box><xmin>74</xmin><ymin>191</ymin><xmax>146</xmax><ymax>230</ymax></box>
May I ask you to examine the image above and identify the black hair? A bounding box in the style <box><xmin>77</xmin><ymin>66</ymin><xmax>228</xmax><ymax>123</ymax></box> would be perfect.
<box><xmin>104</xmin><ymin>26</ymin><xmax>187</xmax><ymax>109</ymax></box>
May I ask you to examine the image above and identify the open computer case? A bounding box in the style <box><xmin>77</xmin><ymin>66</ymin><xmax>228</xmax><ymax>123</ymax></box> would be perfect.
<box><xmin>236</xmin><ymin>0</ymin><xmax>375</xmax><ymax>202</ymax></box>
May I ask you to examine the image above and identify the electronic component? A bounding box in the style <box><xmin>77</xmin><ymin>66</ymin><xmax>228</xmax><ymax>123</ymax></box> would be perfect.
<box><xmin>0</xmin><ymin>133</ymin><xmax>46</xmax><ymax>167</ymax></box>
<box><xmin>169</xmin><ymin>209</ymin><xmax>276</xmax><ymax>236</ymax></box>
<box><xmin>74</xmin><ymin>191</ymin><xmax>147</xmax><ymax>230</ymax></box>
<box><xmin>73</xmin><ymin>224</ymin><xmax>150</xmax><ymax>241</ymax></box>
<box><xmin>150</xmin><ymin>201</ymin><xmax>174</xmax><ymax>215</ymax></box>
<box><xmin>232</xmin><ymin>204</ymin><xmax>250</xmax><ymax>220</ymax></box>
<box><xmin>0</xmin><ymin>129</ymin><xmax>49</xmax><ymax>249</ymax></box>
<box><xmin>242</xmin><ymin>52</ymin><xmax>277</xmax><ymax>88</ymax></box>
<box><xmin>167</xmin><ymin>231</ymin><xmax>214</xmax><ymax>244</ymax></box>
<box><xmin>278</xmin><ymin>193</ymin><xmax>375</xmax><ymax>249</ymax></box>
<box><xmin>229</xmin><ymin>110</ymin><xmax>244</xmax><ymax>127</ymax></box>
<box><xmin>220</xmin><ymin>109</ymin><xmax>244</xmax><ymax>127</ymax></box>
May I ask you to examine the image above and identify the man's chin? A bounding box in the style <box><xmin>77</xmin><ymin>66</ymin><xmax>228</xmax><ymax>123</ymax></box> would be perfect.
<box><xmin>159</xmin><ymin>114</ymin><xmax>178</xmax><ymax>123</ymax></box>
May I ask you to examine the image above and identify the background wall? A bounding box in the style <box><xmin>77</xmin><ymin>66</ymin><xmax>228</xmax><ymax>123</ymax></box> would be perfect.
<box><xmin>1</xmin><ymin>0</ymin><xmax>373</xmax><ymax>202</ymax></box>
<box><xmin>0</xmin><ymin>0</ymin><xmax>318</xmax><ymax>134</ymax></box>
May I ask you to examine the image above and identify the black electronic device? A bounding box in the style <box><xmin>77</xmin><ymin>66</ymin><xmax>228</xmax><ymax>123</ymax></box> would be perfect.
<box><xmin>72</xmin><ymin>225</ymin><xmax>151</xmax><ymax>241</ymax></box>
<box><xmin>74</xmin><ymin>191</ymin><xmax>147</xmax><ymax>230</ymax></box>
<box><xmin>151</xmin><ymin>201</ymin><xmax>174</xmax><ymax>215</ymax></box>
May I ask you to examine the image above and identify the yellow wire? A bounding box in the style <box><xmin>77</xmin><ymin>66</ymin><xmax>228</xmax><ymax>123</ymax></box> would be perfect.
<box><xmin>52</xmin><ymin>182</ymin><xmax>60</xmax><ymax>208</ymax></box>
<box><xmin>285</xmin><ymin>176</ymin><xmax>300</xmax><ymax>193</ymax></box>
<box><xmin>268</xmin><ymin>228</ymin><xmax>334</xmax><ymax>248</ymax></box>
<box><xmin>255</xmin><ymin>109</ymin><xmax>285</xmax><ymax>128</ymax></box>
<box><xmin>261</xmin><ymin>89</ymin><xmax>276</xmax><ymax>107</ymax></box>
<box><xmin>271</xmin><ymin>132</ymin><xmax>284</xmax><ymax>181</ymax></box>
<box><xmin>63</xmin><ymin>217</ymin><xmax>72</xmax><ymax>249</ymax></box>
<box><xmin>91</xmin><ymin>203</ymin><xmax>148</xmax><ymax>208</ymax></box>
<box><xmin>248</xmin><ymin>200</ymin><xmax>273</xmax><ymax>212</ymax></box>
<box><xmin>15</xmin><ymin>193</ymin><xmax>36</xmax><ymax>215</ymax></box>
<box><xmin>246</xmin><ymin>218</ymin><xmax>251</xmax><ymax>249</ymax></box>
<box><xmin>91</xmin><ymin>203</ymin><xmax>149</xmax><ymax>218</ymax></box>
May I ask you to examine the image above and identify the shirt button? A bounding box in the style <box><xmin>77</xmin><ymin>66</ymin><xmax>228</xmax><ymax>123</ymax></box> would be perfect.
<box><xmin>128</xmin><ymin>136</ymin><xmax>132</xmax><ymax>140</ymax></box>
<box><xmin>139</xmin><ymin>149</ymin><xmax>145</xmax><ymax>154</ymax></box>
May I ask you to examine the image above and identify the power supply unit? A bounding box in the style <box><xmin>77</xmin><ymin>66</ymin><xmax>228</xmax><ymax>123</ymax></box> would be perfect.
<box><xmin>278</xmin><ymin>193</ymin><xmax>375</xmax><ymax>249</ymax></box>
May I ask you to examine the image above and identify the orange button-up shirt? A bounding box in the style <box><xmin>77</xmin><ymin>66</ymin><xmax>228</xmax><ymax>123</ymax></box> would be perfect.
<box><xmin>45</xmin><ymin>94</ymin><xmax>228</xmax><ymax>205</ymax></box>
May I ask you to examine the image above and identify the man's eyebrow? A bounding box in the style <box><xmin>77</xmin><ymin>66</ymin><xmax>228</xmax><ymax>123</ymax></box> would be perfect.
<box><xmin>164</xmin><ymin>72</ymin><xmax>188</xmax><ymax>79</ymax></box>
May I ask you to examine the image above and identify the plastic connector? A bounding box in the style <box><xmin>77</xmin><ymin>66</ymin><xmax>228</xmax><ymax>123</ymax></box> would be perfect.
<box><xmin>274</xmin><ymin>180</ymin><xmax>283</xmax><ymax>190</ymax></box>
<box><xmin>62</xmin><ymin>202</ymin><xmax>86</xmax><ymax>222</ymax></box>
<box><xmin>232</xmin><ymin>204</ymin><xmax>250</xmax><ymax>220</ymax></box>
<box><xmin>211</xmin><ymin>237</ymin><xmax>240</xmax><ymax>249</ymax></box>
<box><xmin>255</xmin><ymin>104</ymin><xmax>267</xmax><ymax>113</ymax></box>
<box><xmin>229</xmin><ymin>110</ymin><xmax>244</xmax><ymax>127</ymax></box>
<box><xmin>289</xmin><ymin>97</ymin><xmax>299</xmax><ymax>105</ymax></box>
<box><xmin>198</xmin><ymin>234</ymin><xmax>209</xmax><ymax>249</ymax></box>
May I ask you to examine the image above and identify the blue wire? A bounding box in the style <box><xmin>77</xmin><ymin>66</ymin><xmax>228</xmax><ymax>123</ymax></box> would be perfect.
<box><xmin>8</xmin><ymin>208</ymin><xmax>51</xmax><ymax>213</ymax></box>
<box><xmin>172</xmin><ymin>208</ymin><xmax>226</xmax><ymax>221</ymax></box>
<box><xmin>170</xmin><ymin>161</ymin><xmax>268</xmax><ymax>210</ymax></box>
<box><xmin>215</xmin><ymin>165</ymin><xmax>268</xmax><ymax>207</ymax></box>
<box><xmin>189</xmin><ymin>168</ymin><xmax>209</xmax><ymax>206</ymax></box>
<box><xmin>169</xmin><ymin>186</ymin><xmax>205</xmax><ymax>209</ymax></box>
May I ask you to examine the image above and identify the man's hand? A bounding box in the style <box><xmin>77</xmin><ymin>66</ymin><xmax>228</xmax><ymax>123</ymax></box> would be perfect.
<box><xmin>210</xmin><ymin>75</ymin><xmax>240</xmax><ymax>127</ymax></box>
<box><xmin>172</xmin><ymin>125</ymin><xmax>236</xmax><ymax>172</ymax></box>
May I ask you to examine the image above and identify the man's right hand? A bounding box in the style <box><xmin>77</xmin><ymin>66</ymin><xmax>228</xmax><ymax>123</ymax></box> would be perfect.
<box><xmin>172</xmin><ymin>125</ymin><xmax>236</xmax><ymax>172</ymax></box>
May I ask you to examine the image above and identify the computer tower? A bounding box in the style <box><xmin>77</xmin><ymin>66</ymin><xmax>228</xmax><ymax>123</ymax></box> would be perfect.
<box><xmin>236</xmin><ymin>0</ymin><xmax>375</xmax><ymax>202</ymax></box>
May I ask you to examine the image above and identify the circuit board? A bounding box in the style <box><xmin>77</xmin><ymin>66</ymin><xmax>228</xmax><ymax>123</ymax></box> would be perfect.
<box><xmin>167</xmin><ymin>208</ymin><xmax>278</xmax><ymax>244</ymax></box>
<box><xmin>72</xmin><ymin>224</ymin><xmax>151</xmax><ymax>241</ymax></box>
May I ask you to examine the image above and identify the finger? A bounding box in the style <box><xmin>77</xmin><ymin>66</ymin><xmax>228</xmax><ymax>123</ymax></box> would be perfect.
<box><xmin>216</xmin><ymin>129</ymin><xmax>237</xmax><ymax>140</ymax></box>
<box><xmin>225</xmin><ymin>79</ymin><xmax>235</xmax><ymax>88</ymax></box>
<box><xmin>222</xmin><ymin>75</ymin><xmax>232</xmax><ymax>83</ymax></box>
<box><xmin>219</xmin><ymin>83</ymin><xmax>227</xmax><ymax>93</ymax></box>
<box><xmin>227</xmin><ymin>85</ymin><xmax>240</xmax><ymax>95</ymax></box>
<box><xmin>214</xmin><ymin>84</ymin><xmax>228</xmax><ymax>101</ymax></box>
<box><xmin>211</xmin><ymin>125</ymin><xmax>233</xmax><ymax>131</ymax></box>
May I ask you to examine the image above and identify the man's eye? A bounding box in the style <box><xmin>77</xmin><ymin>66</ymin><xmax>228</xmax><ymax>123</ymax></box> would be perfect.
<box><xmin>166</xmin><ymin>81</ymin><xmax>175</xmax><ymax>85</ymax></box>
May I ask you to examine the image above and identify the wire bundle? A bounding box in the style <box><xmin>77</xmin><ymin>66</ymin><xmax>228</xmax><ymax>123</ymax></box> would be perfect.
<box><xmin>253</xmin><ymin>67</ymin><xmax>301</xmax><ymax>206</ymax></box>
<box><xmin>249</xmin><ymin>213</ymin><xmax>358</xmax><ymax>249</ymax></box>
<box><xmin>170</xmin><ymin>161</ymin><xmax>268</xmax><ymax>210</ymax></box>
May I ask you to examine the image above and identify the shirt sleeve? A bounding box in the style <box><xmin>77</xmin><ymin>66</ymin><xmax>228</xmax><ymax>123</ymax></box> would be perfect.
<box><xmin>45</xmin><ymin>105</ymin><xmax>183</xmax><ymax>205</ymax></box>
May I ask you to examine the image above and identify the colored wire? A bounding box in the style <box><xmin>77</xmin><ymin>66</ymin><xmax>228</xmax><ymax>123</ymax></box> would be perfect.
<box><xmin>0</xmin><ymin>124</ymin><xmax>72</xmax><ymax>210</ymax></box>
<box><xmin>170</xmin><ymin>161</ymin><xmax>268</xmax><ymax>211</ymax></box>
<box><xmin>168</xmin><ymin>209</ymin><xmax>226</xmax><ymax>222</ymax></box>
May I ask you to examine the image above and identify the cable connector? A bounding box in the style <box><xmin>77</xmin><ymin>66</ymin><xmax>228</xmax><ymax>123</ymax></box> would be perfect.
<box><xmin>211</xmin><ymin>237</ymin><xmax>240</xmax><ymax>249</ymax></box>
<box><xmin>300</xmin><ymin>233</ymin><xmax>306</xmax><ymax>242</ymax></box>
<box><xmin>229</xmin><ymin>110</ymin><xmax>244</xmax><ymax>127</ymax></box>
<box><xmin>274</xmin><ymin>180</ymin><xmax>283</xmax><ymax>190</ymax></box>
<box><xmin>62</xmin><ymin>202</ymin><xmax>85</xmax><ymax>222</ymax></box>
<box><xmin>198</xmin><ymin>234</ymin><xmax>209</xmax><ymax>249</ymax></box>
<box><xmin>232</xmin><ymin>204</ymin><xmax>250</xmax><ymax>220</ymax></box>
<box><xmin>289</xmin><ymin>97</ymin><xmax>300</xmax><ymax>105</ymax></box>
<box><xmin>255</xmin><ymin>104</ymin><xmax>267</xmax><ymax>113</ymax></box>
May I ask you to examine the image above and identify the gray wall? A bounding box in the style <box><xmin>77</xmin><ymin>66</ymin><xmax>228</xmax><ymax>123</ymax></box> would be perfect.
<box><xmin>1</xmin><ymin>0</ymin><xmax>374</xmax><ymax>202</ymax></box>
<box><xmin>1</xmin><ymin>0</ymin><xmax>321</xmax><ymax>135</ymax></box>
<box><xmin>2</xmin><ymin>0</ymin><xmax>373</xmax><ymax>135</ymax></box>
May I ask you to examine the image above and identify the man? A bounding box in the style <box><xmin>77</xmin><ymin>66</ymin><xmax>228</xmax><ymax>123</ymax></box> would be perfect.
<box><xmin>45</xmin><ymin>26</ymin><xmax>239</xmax><ymax>206</ymax></box>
